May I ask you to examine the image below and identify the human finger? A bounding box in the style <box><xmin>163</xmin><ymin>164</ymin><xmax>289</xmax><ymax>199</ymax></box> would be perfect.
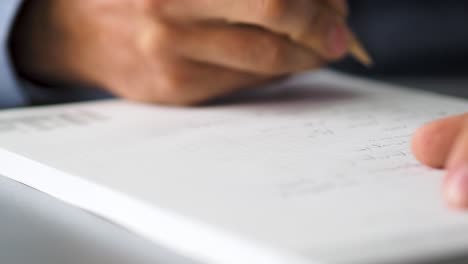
<box><xmin>114</xmin><ymin>58</ymin><xmax>269</xmax><ymax>106</ymax></box>
<box><xmin>160</xmin><ymin>22</ymin><xmax>324</xmax><ymax>75</ymax></box>
<box><xmin>157</xmin><ymin>0</ymin><xmax>351</xmax><ymax>60</ymax></box>
<box><xmin>412</xmin><ymin>114</ymin><xmax>466</xmax><ymax>168</ymax></box>
<box><xmin>443</xmin><ymin>116</ymin><xmax>468</xmax><ymax>208</ymax></box>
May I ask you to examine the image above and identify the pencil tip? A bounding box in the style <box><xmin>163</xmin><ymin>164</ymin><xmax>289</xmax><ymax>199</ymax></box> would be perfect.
<box><xmin>349</xmin><ymin>34</ymin><xmax>373</xmax><ymax>67</ymax></box>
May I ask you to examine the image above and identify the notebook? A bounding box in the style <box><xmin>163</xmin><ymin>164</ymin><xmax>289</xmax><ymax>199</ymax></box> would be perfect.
<box><xmin>0</xmin><ymin>71</ymin><xmax>467</xmax><ymax>264</ymax></box>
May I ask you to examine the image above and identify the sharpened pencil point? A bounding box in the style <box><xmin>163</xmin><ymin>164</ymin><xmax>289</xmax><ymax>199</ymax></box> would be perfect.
<box><xmin>349</xmin><ymin>33</ymin><xmax>373</xmax><ymax>67</ymax></box>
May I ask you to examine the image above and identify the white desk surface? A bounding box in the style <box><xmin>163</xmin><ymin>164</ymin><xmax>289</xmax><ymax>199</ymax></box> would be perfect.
<box><xmin>1</xmin><ymin>78</ymin><xmax>467</xmax><ymax>264</ymax></box>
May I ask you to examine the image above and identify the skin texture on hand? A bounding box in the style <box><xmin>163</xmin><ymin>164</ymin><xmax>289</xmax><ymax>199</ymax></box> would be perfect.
<box><xmin>412</xmin><ymin>113</ymin><xmax>468</xmax><ymax>209</ymax></box>
<box><xmin>10</xmin><ymin>0</ymin><xmax>351</xmax><ymax>105</ymax></box>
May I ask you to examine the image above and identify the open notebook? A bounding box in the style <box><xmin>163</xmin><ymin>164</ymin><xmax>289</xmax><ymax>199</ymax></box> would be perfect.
<box><xmin>0</xmin><ymin>71</ymin><xmax>467</xmax><ymax>264</ymax></box>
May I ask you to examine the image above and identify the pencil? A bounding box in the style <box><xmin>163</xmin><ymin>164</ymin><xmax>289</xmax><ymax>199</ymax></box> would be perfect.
<box><xmin>326</xmin><ymin>4</ymin><xmax>373</xmax><ymax>67</ymax></box>
<box><xmin>348</xmin><ymin>32</ymin><xmax>373</xmax><ymax>67</ymax></box>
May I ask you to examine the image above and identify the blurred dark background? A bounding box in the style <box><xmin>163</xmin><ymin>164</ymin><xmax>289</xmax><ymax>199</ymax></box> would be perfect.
<box><xmin>334</xmin><ymin>0</ymin><xmax>468</xmax><ymax>77</ymax></box>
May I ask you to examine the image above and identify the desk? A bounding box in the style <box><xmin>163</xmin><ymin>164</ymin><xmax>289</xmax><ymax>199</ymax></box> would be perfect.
<box><xmin>1</xmin><ymin>78</ymin><xmax>467</xmax><ymax>264</ymax></box>
<box><xmin>0</xmin><ymin>176</ymin><xmax>199</xmax><ymax>264</ymax></box>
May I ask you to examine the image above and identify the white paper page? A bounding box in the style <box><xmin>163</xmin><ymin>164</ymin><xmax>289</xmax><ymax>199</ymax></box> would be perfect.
<box><xmin>0</xmin><ymin>71</ymin><xmax>468</xmax><ymax>264</ymax></box>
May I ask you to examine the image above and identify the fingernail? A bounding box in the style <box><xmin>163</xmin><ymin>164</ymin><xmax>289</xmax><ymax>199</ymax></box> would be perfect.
<box><xmin>445</xmin><ymin>164</ymin><xmax>468</xmax><ymax>208</ymax></box>
<box><xmin>326</xmin><ymin>20</ymin><xmax>349</xmax><ymax>58</ymax></box>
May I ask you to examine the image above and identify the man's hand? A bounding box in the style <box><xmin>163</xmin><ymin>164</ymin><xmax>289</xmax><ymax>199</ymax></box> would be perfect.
<box><xmin>11</xmin><ymin>0</ymin><xmax>351</xmax><ymax>105</ymax></box>
<box><xmin>412</xmin><ymin>113</ymin><xmax>468</xmax><ymax>208</ymax></box>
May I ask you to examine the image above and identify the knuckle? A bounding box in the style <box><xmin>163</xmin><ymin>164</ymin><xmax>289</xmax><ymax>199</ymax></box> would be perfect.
<box><xmin>139</xmin><ymin>21</ymin><xmax>177</xmax><ymax>56</ymax></box>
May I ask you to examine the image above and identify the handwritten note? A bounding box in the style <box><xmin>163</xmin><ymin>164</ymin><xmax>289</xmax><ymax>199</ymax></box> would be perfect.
<box><xmin>0</xmin><ymin>71</ymin><xmax>467</xmax><ymax>264</ymax></box>
<box><xmin>0</xmin><ymin>110</ymin><xmax>107</xmax><ymax>133</ymax></box>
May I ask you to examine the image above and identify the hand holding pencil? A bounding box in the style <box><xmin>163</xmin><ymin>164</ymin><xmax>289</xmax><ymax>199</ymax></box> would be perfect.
<box><xmin>289</xmin><ymin>1</ymin><xmax>372</xmax><ymax>66</ymax></box>
<box><xmin>11</xmin><ymin>0</ymin><xmax>370</xmax><ymax>105</ymax></box>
